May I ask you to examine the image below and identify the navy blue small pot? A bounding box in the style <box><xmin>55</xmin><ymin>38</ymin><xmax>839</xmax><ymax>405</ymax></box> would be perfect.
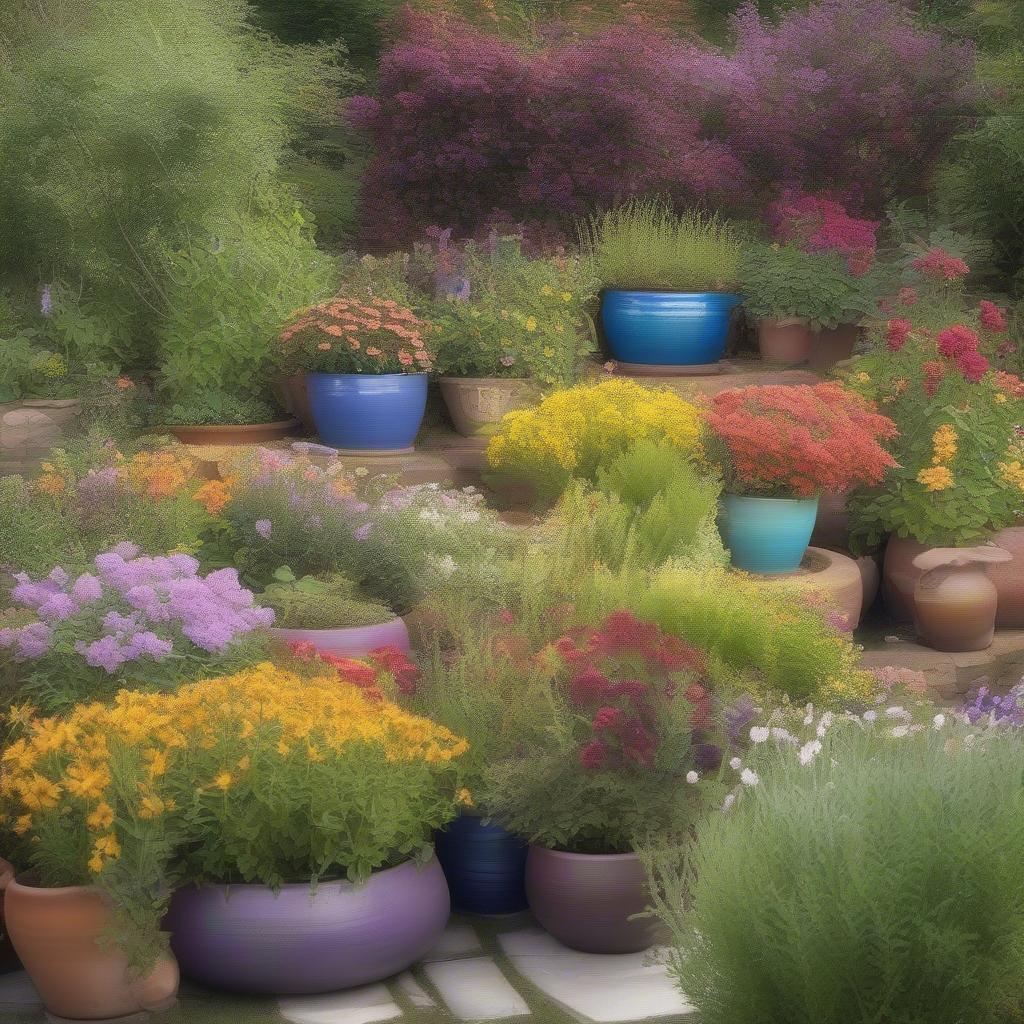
<box><xmin>307</xmin><ymin>372</ymin><xmax>428</xmax><ymax>450</ymax></box>
<box><xmin>601</xmin><ymin>290</ymin><xmax>743</xmax><ymax>366</ymax></box>
<box><xmin>436</xmin><ymin>815</ymin><xmax>528</xmax><ymax>915</ymax></box>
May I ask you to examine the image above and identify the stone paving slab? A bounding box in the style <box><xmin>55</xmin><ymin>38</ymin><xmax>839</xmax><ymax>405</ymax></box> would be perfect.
<box><xmin>422</xmin><ymin>958</ymin><xmax>530</xmax><ymax>1020</ymax></box>
<box><xmin>279</xmin><ymin>987</ymin><xmax>401</xmax><ymax>1024</ymax></box>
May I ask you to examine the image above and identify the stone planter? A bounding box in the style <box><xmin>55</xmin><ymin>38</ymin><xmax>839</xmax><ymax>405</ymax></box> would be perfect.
<box><xmin>809</xmin><ymin>323</ymin><xmax>861</xmax><ymax>373</ymax></box>
<box><xmin>166</xmin><ymin>857</ymin><xmax>449</xmax><ymax>994</ymax></box>
<box><xmin>3</xmin><ymin>873</ymin><xmax>178</xmax><ymax>1021</ymax></box>
<box><xmin>525</xmin><ymin>847</ymin><xmax>658</xmax><ymax>954</ymax></box>
<box><xmin>270</xmin><ymin>617</ymin><xmax>411</xmax><ymax>659</ymax></box>
<box><xmin>438</xmin><ymin>377</ymin><xmax>539</xmax><ymax>437</ymax></box>
<box><xmin>756</xmin><ymin>319</ymin><xmax>813</xmax><ymax>364</ymax></box>
<box><xmin>0</xmin><ymin>399</ymin><xmax>81</xmax><ymax>464</ymax></box>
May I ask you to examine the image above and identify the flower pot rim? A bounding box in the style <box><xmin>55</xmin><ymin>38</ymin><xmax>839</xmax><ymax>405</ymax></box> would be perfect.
<box><xmin>270</xmin><ymin>615</ymin><xmax>403</xmax><ymax>634</ymax></box>
<box><xmin>725</xmin><ymin>492</ymin><xmax>820</xmax><ymax>506</ymax></box>
<box><xmin>601</xmin><ymin>287</ymin><xmax>742</xmax><ymax>299</ymax></box>
<box><xmin>529</xmin><ymin>845</ymin><xmax>638</xmax><ymax>862</ymax></box>
<box><xmin>307</xmin><ymin>371</ymin><xmax>428</xmax><ymax>380</ymax></box>
<box><xmin>159</xmin><ymin>418</ymin><xmax>298</xmax><ymax>431</ymax></box>
<box><xmin>759</xmin><ymin>316</ymin><xmax>808</xmax><ymax>328</ymax></box>
<box><xmin>13</xmin><ymin>398</ymin><xmax>82</xmax><ymax>407</ymax></box>
<box><xmin>438</xmin><ymin>375</ymin><xmax>535</xmax><ymax>385</ymax></box>
<box><xmin>7</xmin><ymin>875</ymin><xmax>102</xmax><ymax>899</ymax></box>
<box><xmin>177</xmin><ymin>855</ymin><xmax>435</xmax><ymax>895</ymax></box>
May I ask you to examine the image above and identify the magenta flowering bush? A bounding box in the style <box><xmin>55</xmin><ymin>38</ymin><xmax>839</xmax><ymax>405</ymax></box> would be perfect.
<box><xmin>0</xmin><ymin>542</ymin><xmax>271</xmax><ymax>713</ymax></box>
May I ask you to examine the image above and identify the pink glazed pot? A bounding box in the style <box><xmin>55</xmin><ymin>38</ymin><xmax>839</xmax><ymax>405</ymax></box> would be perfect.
<box><xmin>270</xmin><ymin>617</ymin><xmax>411</xmax><ymax>658</ymax></box>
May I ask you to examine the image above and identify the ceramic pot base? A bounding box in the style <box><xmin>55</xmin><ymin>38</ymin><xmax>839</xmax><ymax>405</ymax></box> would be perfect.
<box><xmin>45</xmin><ymin>1001</ymin><xmax>176</xmax><ymax>1024</ymax></box>
<box><xmin>612</xmin><ymin>360</ymin><xmax>728</xmax><ymax>377</ymax></box>
<box><xmin>331</xmin><ymin>446</ymin><xmax>415</xmax><ymax>457</ymax></box>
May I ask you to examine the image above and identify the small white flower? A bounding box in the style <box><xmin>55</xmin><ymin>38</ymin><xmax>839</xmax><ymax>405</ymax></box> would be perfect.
<box><xmin>933</xmin><ymin>713</ymin><xmax>946</xmax><ymax>730</ymax></box>
<box><xmin>354</xmin><ymin>466</ymin><xmax>369</xmax><ymax>477</ymax></box>
<box><xmin>729</xmin><ymin>756</ymin><xmax>742</xmax><ymax>770</ymax></box>
<box><xmin>772</xmin><ymin>727</ymin><xmax>797</xmax><ymax>745</ymax></box>
<box><xmin>816</xmin><ymin>711</ymin><xmax>834</xmax><ymax>738</ymax></box>
<box><xmin>885</xmin><ymin>705</ymin><xmax>909</xmax><ymax>719</ymax></box>
<box><xmin>686</xmin><ymin>771</ymin><xmax>699</xmax><ymax>784</ymax></box>
<box><xmin>749</xmin><ymin>726</ymin><xmax>770</xmax><ymax>744</ymax></box>
<box><xmin>434</xmin><ymin>555</ymin><xmax>457</xmax><ymax>579</ymax></box>
<box><xmin>460</xmin><ymin>509</ymin><xmax>481</xmax><ymax>524</ymax></box>
<box><xmin>740</xmin><ymin>768</ymin><xmax>759</xmax><ymax>787</ymax></box>
<box><xmin>722</xmin><ymin>793</ymin><xmax>736</xmax><ymax>811</ymax></box>
<box><xmin>891</xmin><ymin>725</ymin><xmax>909</xmax><ymax>738</ymax></box>
<box><xmin>965</xmin><ymin>733</ymin><xmax>976</xmax><ymax>746</ymax></box>
<box><xmin>863</xmin><ymin>710</ymin><xmax>877</xmax><ymax>722</ymax></box>
<box><xmin>798</xmin><ymin>740</ymin><xmax>822</xmax><ymax>766</ymax></box>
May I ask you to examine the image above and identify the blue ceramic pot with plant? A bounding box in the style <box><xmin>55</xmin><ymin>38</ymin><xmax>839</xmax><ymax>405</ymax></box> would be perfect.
<box><xmin>601</xmin><ymin>291</ymin><xmax>743</xmax><ymax>366</ymax></box>
<box><xmin>720</xmin><ymin>494</ymin><xmax>819</xmax><ymax>574</ymax></box>
<box><xmin>436</xmin><ymin>814</ymin><xmax>528</xmax><ymax>915</ymax></box>
<box><xmin>279</xmin><ymin>296</ymin><xmax>435</xmax><ymax>451</ymax></box>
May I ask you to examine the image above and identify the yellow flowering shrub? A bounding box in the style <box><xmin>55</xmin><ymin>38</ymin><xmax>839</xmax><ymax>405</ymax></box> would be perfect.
<box><xmin>486</xmin><ymin>378</ymin><xmax>704</xmax><ymax>502</ymax></box>
<box><xmin>0</xmin><ymin>663</ymin><xmax>467</xmax><ymax>969</ymax></box>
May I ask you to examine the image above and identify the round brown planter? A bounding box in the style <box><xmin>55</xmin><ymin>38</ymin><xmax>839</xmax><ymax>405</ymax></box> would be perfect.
<box><xmin>163</xmin><ymin>419</ymin><xmax>299</xmax><ymax>446</ymax></box>
<box><xmin>882</xmin><ymin>535</ymin><xmax>929</xmax><ymax>623</ymax></box>
<box><xmin>756</xmin><ymin>319</ymin><xmax>814</xmax><ymax>364</ymax></box>
<box><xmin>438</xmin><ymin>377</ymin><xmax>540</xmax><ymax>437</ymax></box>
<box><xmin>809</xmin><ymin>324</ymin><xmax>861</xmax><ymax>374</ymax></box>
<box><xmin>279</xmin><ymin>374</ymin><xmax>316</xmax><ymax>436</ymax></box>
<box><xmin>0</xmin><ymin>398</ymin><xmax>81</xmax><ymax>463</ymax></box>
<box><xmin>3</xmin><ymin>876</ymin><xmax>178</xmax><ymax>1020</ymax></box>
<box><xmin>989</xmin><ymin>526</ymin><xmax>1024</xmax><ymax>627</ymax></box>
<box><xmin>810</xmin><ymin>490</ymin><xmax>852</xmax><ymax>552</ymax></box>
<box><xmin>524</xmin><ymin>847</ymin><xmax>658</xmax><ymax>954</ymax></box>
<box><xmin>751</xmin><ymin>546</ymin><xmax>865</xmax><ymax>630</ymax></box>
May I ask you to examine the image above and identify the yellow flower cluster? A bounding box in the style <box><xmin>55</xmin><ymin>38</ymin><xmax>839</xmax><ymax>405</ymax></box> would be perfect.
<box><xmin>1</xmin><ymin>664</ymin><xmax>468</xmax><ymax>877</ymax></box>
<box><xmin>486</xmin><ymin>378</ymin><xmax>703</xmax><ymax>477</ymax></box>
<box><xmin>999</xmin><ymin>447</ymin><xmax>1024</xmax><ymax>492</ymax></box>
<box><xmin>916</xmin><ymin>465</ymin><xmax>954</xmax><ymax>491</ymax></box>
<box><xmin>126</xmin><ymin>450</ymin><xmax>194</xmax><ymax>499</ymax></box>
<box><xmin>930</xmin><ymin>424</ymin><xmax>958</xmax><ymax>465</ymax></box>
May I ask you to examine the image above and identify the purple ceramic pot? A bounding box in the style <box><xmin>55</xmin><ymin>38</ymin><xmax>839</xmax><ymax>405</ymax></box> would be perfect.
<box><xmin>270</xmin><ymin>617</ymin><xmax>411</xmax><ymax>659</ymax></box>
<box><xmin>166</xmin><ymin>857</ymin><xmax>449</xmax><ymax>994</ymax></box>
<box><xmin>525</xmin><ymin>847</ymin><xmax>658</xmax><ymax>954</ymax></box>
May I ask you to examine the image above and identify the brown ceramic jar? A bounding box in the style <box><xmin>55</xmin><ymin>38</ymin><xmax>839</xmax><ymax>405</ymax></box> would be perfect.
<box><xmin>756</xmin><ymin>318</ymin><xmax>814</xmax><ymax>364</ymax></box>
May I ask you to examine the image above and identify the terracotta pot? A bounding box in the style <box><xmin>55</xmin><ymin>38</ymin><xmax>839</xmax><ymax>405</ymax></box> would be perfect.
<box><xmin>280</xmin><ymin>374</ymin><xmax>316</xmax><ymax>435</ymax></box>
<box><xmin>810</xmin><ymin>490</ymin><xmax>852</xmax><ymax>552</ymax></box>
<box><xmin>882</xmin><ymin>535</ymin><xmax>929</xmax><ymax>623</ymax></box>
<box><xmin>3</xmin><ymin>876</ymin><xmax>178</xmax><ymax>1020</ymax></box>
<box><xmin>438</xmin><ymin>377</ymin><xmax>540</xmax><ymax>437</ymax></box>
<box><xmin>756</xmin><ymin>319</ymin><xmax>814</xmax><ymax>364</ymax></box>
<box><xmin>912</xmin><ymin>546</ymin><xmax>1012</xmax><ymax>652</ymax></box>
<box><xmin>166</xmin><ymin>857</ymin><xmax>449</xmax><ymax>994</ymax></box>
<box><xmin>525</xmin><ymin>847</ymin><xmax>658</xmax><ymax>954</ymax></box>
<box><xmin>270</xmin><ymin>616</ymin><xmax>411</xmax><ymax>659</ymax></box>
<box><xmin>0</xmin><ymin>859</ymin><xmax>16</xmax><ymax>972</ymax></box>
<box><xmin>989</xmin><ymin>526</ymin><xmax>1024</xmax><ymax>626</ymax></box>
<box><xmin>809</xmin><ymin>323</ymin><xmax>861</xmax><ymax>373</ymax></box>
<box><xmin>164</xmin><ymin>419</ymin><xmax>299</xmax><ymax>446</ymax></box>
<box><xmin>0</xmin><ymin>398</ymin><xmax>81</xmax><ymax>463</ymax></box>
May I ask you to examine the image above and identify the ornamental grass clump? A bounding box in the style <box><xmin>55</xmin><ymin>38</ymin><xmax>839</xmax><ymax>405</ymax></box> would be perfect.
<box><xmin>579</xmin><ymin>200</ymin><xmax>744</xmax><ymax>293</ymax></box>
<box><xmin>647</xmin><ymin>718</ymin><xmax>1024</xmax><ymax>1024</ymax></box>
<box><xmin>0</xmin><ymin>544</ymin><xmax>271</xmax><ymax>713</ymax></box>
<box><xmin>0</xmin><ymin>661</ymin><xmax>467</xmax><ymax>971</ymax></box>
<box><xmin>703</xmin><ymin>382</ymin><xmax>898</xmax><ymax>498</ymax></box>
<box><xmin>485</xmin><ymin>378</ymin><xmax>704</xmax><ymax>504</ymax></box>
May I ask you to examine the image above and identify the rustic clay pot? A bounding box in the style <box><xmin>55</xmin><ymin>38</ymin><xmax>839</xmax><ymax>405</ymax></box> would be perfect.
<box><xmin>809</xmin><ymin>323</ymin><xmax>861</xmax><ymax>373</ymax></box>
<box><xmin>525</xmin><ymin>847</ymin><xmax>659</xmax><ymax>954</ymax></box>
<box><xmin>989</xmin><ymin>526</ymin><xmax>1024</xmax><ymax>627</ymax></box>
<box><xmin>0</xmin><ymin>859</ymin><xmax>16</xmax><ymax>972</ymax></box>
<box><xmin>438</xmin><ymin>377</ymin><xmax>540</xmax><ymax>437</ymax></box>
<box><xmin>0</xmin><ymin>398</ymin><xmax>81</xmax><ymax>464</ymax></box>
<box><xmin>279</xmin><ymin>374</ymin><xmax>316</xmax><ymax>435</ymax></box>
<box><xmin>882</xmin><ymin>535</ymin><xmax>929</xmax><ymax>623</ymax></box>
<box><xmin>912</xmin><ymin>546</ymin><xmax>1012</xmax><ymax>652</ymax></box>
<box><xmin>756</xmin><ymin>319</ymin><xmax>814</xmax><ymax>364</ymax></box>
<box><xmin>3</xmin><ymin>875</ymin><xmax>178</xmax><ymax>1020</ymax></box>
<box><xmin>810</xmin><ymin>490</ymin><xmax>852</xmax><ymax>552</ymax></box>
<box><xmin>164</xmin><ymin>419</ymin><xmax>299</xmax><ymax>446</ymax></box>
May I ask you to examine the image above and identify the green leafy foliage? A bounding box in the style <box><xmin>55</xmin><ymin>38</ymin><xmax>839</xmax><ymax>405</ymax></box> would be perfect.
<box><xmin>739</xmin><ymin>244</ymin><xmax>881</xmax><ymax>329</ymax></box>
<box><xmin>159</xmin><ymin>393</ymin><xmax>282</xmax><ymax>428</ymax></box>
<box><xmin>258</xmin><ymin>568</ymin><xmax>393</xmax><ymax>628</ymax></box>
<box><xmin>579</xmin><ymin>200</ymin><xmax>745</xmax><ymax>293</ymax></box>
<box><xmin>648</xmin><ymin>722</ymin><xmax>1024</xmax><ymax>1024</ymax></box>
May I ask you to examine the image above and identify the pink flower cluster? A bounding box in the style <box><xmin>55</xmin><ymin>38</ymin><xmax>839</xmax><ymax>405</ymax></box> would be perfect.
<box><xmin>767</xmin><ymin>193</ymin><xmax>879</xmax><ymax>274</ymax></box>
<box><xmin>912</xmin><ymin>248</ymin><xmax>970</xmax><ymax>282</ymax></box>
<box><xmin>936</xmin><ymin>325</ymin><xmax>989</xmax><ymax>383</ymax></box>
<box><xmin>0</xmin><ymin>542</ymin><xmax>273</xmax><ymax>673</ymax></box>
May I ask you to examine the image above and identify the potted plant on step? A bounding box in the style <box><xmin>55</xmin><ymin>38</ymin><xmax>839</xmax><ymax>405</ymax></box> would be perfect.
<box><xmin>579</xmin><ymin>200</ymin><xmax>744</xmax><ymax>370</ymax></box>
<box><xmin>480</xmin><ymin>610</ymin><xmax>717</xmax><ymax>953</ymax></box>
<box><xmin>0</xmin><ymin>700</ymin><xmax>182</xmax><ymax>1020</ymax></box>
<box><xmin>739</xmin><ymin>244</ymin><xmax>878</xmax><ymax>367</ymax></box>
<box><xmin>263</xmin><ymin>568</ymin><xmax>411</xmax><ymax>656</ymax></box>
<box><xmin>157</xmin><ymin>390</ymin><xmax>298</xmax><ymax>445</ymax></box>
<box><xmin>163</xmin><ymin>662</ymin><xmax>465</xmax><ymax>994</ymax></box>
<box><xmin>277</xmin><ymin>296</ymin><xmax>435</xmax><ymax>451</ymax></box>
<box><xmin>428</xmin><ymin>234</ymin><xmax>596</xmax><ymax>436</ymax></box>
<box><xmin>705</xmin><ymin>383</ymin><xmax>897</xmax><ymax>574</ymax></box>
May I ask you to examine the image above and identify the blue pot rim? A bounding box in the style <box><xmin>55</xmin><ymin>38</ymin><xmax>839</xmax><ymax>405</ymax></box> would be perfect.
<box><xmin>307</xmin><ymin>371</ymin><xmax>428</xmax><ymax>381</ymax></box>
<box><xmin>602</xmin><ymin>288</ymin><xmax>742</xmax><ymax>300</ymax></box>
<box><xmin>724</xmin><ymin>493</ymin><xmax>820</xmax><ymax>507</ymax></box>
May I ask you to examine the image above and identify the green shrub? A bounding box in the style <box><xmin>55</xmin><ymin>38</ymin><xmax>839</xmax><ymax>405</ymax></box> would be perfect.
<box><xmin>259</xmin><ymin>569</ymin><xmax>393</xmax><ymax>628</ymax></box>
<box><xmin>579</xmin><ymin>200</ymin><xmax>745</xmax><ymax>293</ymax></box>
<box><xmin>648</xmin><ymin>721</ymin><xmax>1024</xmax><ymax>1024</ymax></box>
<box><xmin>158</xmin><ymin>393</ymin><xmax>282</xmax><ymax>428</ymax></box>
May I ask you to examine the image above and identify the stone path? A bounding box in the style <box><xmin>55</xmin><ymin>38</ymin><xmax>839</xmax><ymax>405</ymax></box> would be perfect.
<box><xmin>0</xmin><ymin>915</ymin><xmax>695</xmax><ymax>1024</ymax></box>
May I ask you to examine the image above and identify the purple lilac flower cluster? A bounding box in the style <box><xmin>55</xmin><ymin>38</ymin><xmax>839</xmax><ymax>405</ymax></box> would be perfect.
<box><xmin>0</xmin><ymin>542</ymin><xmax>274</xmax><ymax>673</ymax></box>
<box><xmin>960</xmin><ymin>683</ymin><xmax>1024</xmax><ymax>728</ymax></box>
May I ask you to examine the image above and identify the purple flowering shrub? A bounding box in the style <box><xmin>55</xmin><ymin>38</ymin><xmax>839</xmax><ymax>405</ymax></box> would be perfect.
<box><xmin>0</xmin><ymin>543</ymin><xmax>272</xmax><ymax>713</ymax></box>
<box><xmin>351</xmin><ymin>0</ymin><xmax>973</xmax><ymax>244</ymax></box>
<box><xmin>217</xmin><ymin>445</ymin><xmax>509</xmax><ymax>612</ymax></box>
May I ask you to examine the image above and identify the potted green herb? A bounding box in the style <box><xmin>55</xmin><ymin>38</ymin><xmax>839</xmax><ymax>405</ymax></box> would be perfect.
<box><xmin>157</xmin><ymin>391</ymin><xmax>298</xmax><ymax>445</ymax></box>
<box><xmin>579</xmin><ymin>200</ymin><xmax>744</xmax><ymax>370</ymax></box>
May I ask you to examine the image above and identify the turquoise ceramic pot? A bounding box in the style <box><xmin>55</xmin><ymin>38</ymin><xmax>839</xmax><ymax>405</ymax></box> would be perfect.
<box><xmin>721</xmin><ymin>494</ymin><xmax>819</xmax><ymax>575</ymax></box>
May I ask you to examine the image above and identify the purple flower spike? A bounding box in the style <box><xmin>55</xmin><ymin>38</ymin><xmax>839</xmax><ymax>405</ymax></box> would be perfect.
<box><xmin>354</xmin><ymin>523</ymin><xmax>373</xmax><ymax>541</ymax></box>
<box><xmin>255</xmin><ymin>519</ymin><xmax>272</xmax><ymax>539</ymax></box>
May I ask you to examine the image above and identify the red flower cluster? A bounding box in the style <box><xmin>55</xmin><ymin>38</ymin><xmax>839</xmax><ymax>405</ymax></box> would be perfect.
<box><xmin>368</xmin><ymin>645</ymin><xmax>422</xmax><ymax>696</ymax></box>
<box><xmin>922</xmin><ymin>359</ymin><xmax>946</xmax><ymax>398</ymax></box>
<box><xmin>980</xmin><ymin>300</ymin><xmax>1009</xmax><ymax>333</ymax></box>
<box><xmin>886</xmin><ymin>318</ymin><xmax>913</xmax><ymax>351</ymax></box>
<box><xmin>705</xmin><ymin>383</ymin><xmax>898</xmax><ymax>497</ymax></box>
<box><xmin>993</xmin><ymin>371</ymin><xmax>1024</xmax><ymax>399</ymax></box>
<box><xmin>936</xmin><ymin>325</ymin><xmax>989</xmax><ymax>383</ymax></box>
<box><xmin>911</xmin><ymin>248</ymin><xmax>970</xmax><ymax>282</ymax></box>
<box><xmin>767</xmin><ymin>193</ymin><xmax>879</xmax><ymax>275</ymax></box>
<box><xmin>286</xmin><ymin>642</ymin><xmax>421</xmax><ymax>699</ymax></box>
<box><xmin>549</xmin><ymin>611</ymin><xmax>707</xmax><ymax>772</ymax></box>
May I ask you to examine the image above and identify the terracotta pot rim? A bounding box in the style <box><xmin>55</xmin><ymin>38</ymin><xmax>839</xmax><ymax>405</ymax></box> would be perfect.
<box><xmin>178</xmin><ymin>856</ymin><xmax>434</xmax><ymax>894</ymax></box>
<box><xmin>438</xmin><ymin>375</ymin><xmax>535</xmax><ymax>385</ymax></box>
<box><xmin>7</xmin><ymin>876</ymin><xmax>101</xmax><ymax>899</ymax></box>
<box><xmin>759</xmin><ymin>316</ymin><xmax>807</xmax><ymax>328</ymax></box>
<box><xmin>160</xmin><ymin>418</ymin><xmax>298</xmax><ymax>432</ymax></box>
<box><xmin>529</xmin><ymin>845</ymin><xmax>638</xmax><ymax>862</ymax></box>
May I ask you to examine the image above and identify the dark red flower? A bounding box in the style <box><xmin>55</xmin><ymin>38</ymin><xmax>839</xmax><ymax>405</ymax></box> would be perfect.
<box><xmin>593</xmin><ymin>706</ymin><xmax>626</xmax><ymax>731</ymax></box>
<box><xmin>937</xmin><ymin>324</ymin><xmax>979</xmax><ymax>361</ymax></box>
<box><xmin>579</xmin><ymin>740</ymin><xmax>607</xmax><ymax>771</ymax></box>
<box><xmin>980</xmin><ymin>300</ymin><xmax>1008</xmax><ymax>333</ymax></box>
<box><xmin>956</xmin><ymin>350</ymin><xmax>989</xmax><ymax>383</ymax></box>
<box><xmin>885</xmin><ymin>318</ymin><xmax>913</xmax><ymax>352</ymax></box>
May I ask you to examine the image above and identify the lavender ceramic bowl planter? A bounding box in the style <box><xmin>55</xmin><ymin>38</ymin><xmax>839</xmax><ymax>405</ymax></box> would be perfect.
<box><xmin>525</xmin><ymin>847</ymin><xmax>658</xmax><ymax>954</ymax></box>
<box><xmin>270</xmin><ymin>616</ymin><xmax>411</xmax><ymax>659</ymax></box>
<box><xmin>166</xmin><ymin>857</ymin><xmax>450</xmax><ymax>994</ymax></box>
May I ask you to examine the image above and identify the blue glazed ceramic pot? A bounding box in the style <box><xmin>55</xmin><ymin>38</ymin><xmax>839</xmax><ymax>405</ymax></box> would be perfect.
<box><xmin>601</xmin><ymin>291</ymin><xmax>742</xmax><ymax>366</ymax></box>
<box><xmin>436</xmin><ymin>815</ymin><xmax>528</xmax><ymax>915</ymax></box>
<box><xmin>307</xmin><ymin>372</ymin><xmax>428</xmax><ymax>450</ymax></box>
<box><xmin>720</xmin><ymin>494</ymin><xmax>820</xmax><ymax>575</ymax></box>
